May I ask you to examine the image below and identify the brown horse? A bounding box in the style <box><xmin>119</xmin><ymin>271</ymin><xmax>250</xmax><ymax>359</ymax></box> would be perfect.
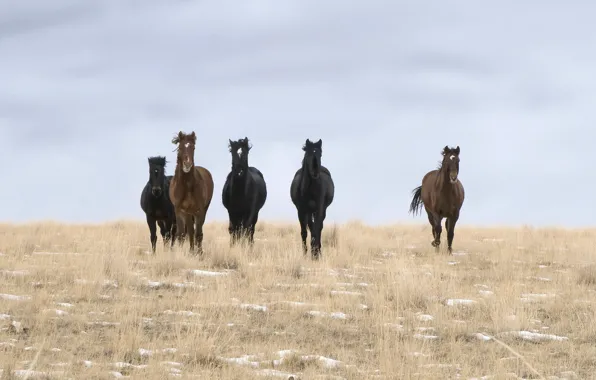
<box><xmin>169</xmin><ymin>131</ymin><xmax>214</xmax><ymax>254</ymax></box>
<box><xmin>409</xmin><ymin>146</ymin><xmax>465</xmax><ymax>254</ymax></box>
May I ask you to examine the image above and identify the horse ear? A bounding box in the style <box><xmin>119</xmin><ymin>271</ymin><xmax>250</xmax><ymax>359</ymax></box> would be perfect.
<box><xmin>315</xmin><ymin>139</ymin><xmax>322</xmax><ymax>148</ymax></box>
<box><xmin>443</xmin><ymin>145</ymin><xmax>449</xmax><ymax>155</ymax></box>
<box><xmin>190</xmin><ymin>131</ymin><xmax>196</xmax><ymax>142</ymax></box>
<box><xmin>303</xmin><ymin>139</ymin><xmax>310</xmax><ymax>151</ymax></box>
<box><xmin>455</xmin><ymin>146</ymin><xmax>460</xmax><ymax>155</ymax></box>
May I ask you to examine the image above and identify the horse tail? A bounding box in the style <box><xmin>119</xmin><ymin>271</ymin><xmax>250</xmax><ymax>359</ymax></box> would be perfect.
<box><xmin>408</xmin><ymin>186</ymin><xmax>424</xmax><ymax>216</ymax></box>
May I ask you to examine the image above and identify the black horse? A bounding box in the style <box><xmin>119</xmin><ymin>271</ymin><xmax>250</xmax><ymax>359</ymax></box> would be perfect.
<box><xmin>290</xmin><ymin>139</ymin><xmax>334</xmax><ymax>259</ymax></box>
<box><xmin>140</xmin><ymin>156</ymin><xmax>177</xmax><ymax>253</ymax></box>
<box><xmin>222</xmin><ymin>137</ymin><xmax>267</xmax><ymax>246</ymax></box>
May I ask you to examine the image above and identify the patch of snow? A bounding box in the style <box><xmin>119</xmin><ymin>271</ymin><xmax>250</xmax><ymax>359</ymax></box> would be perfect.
<box><xmin>190</xmin><ymin>269</ymin><xmax>229</xmax><ymax>277</ymax></box>
<box><xmin>446</xmin><ymin>299</ymin><xmax>477</xmax><ymax>306</ymax></box>
<box><xmin>336</xmin><ymin>282</ymin><xmax>369</xmax><ymax>287</ymax></box>
<box><xmin>56</xmin><ymin>302</ymin><xmax>74</xmax><ymax>308</ymax></box>
<box><xmin>44</xmin><ymin>309</ymin><xmax>68</xmax><ymax>316</ymax></box>
<box><xmin>413</xmin><ymin>333</ymin><xmax>439</xmax><ymax>340</ymax></box>
<box><xmin>528</xmin><ymin>276</ymin><xmax>552</xmax><ymax>282</ymax></box>
<box><xmin>479</xmin><ymin>290</ymin><xmax>494</xmax><ymax>296</ymax></box>
<box><xmin>416</xmin><ymin>314</ymin><xmax>434</xmax><ymax>322</ymax></box>
<box><xmin>220</xmin><ymin>354</ymin><xmax>260</xmax><ymax>368</ymax></box>
<box><xmin>0</xmin><ymin>313</ymin><xmax>11</xmax><ymax>319</ymax></box>
<box><xmin>500</xmin><ymin>331</ymin><xmax>568</xmax><ymax>342</ymax></box>
<box><xmin>305</xmin><ymin>355</ymin><xmax>343</xmax><ymax>369</ymax></box>
<box><xmin>520</xmin><ymin>293</ymin><xmax>556</xmax><ymax>303</ymax></box>
<box><xmin>255</xmin><ymin>369</ymin><xmax>298</xmax><ymax>379</ymax></box>
<box><xmin>451</xmin><ymin>251</ymin><xmax>468</xmax><ymax>256</ymax></box>
<box><xmin>447</xmin><ymin>261</ymin><xmax>459</xmax><ymax>265</ymax></box>
<box><xmin>86</xmin><ymin>321</ymin><xmax>120</xmax><ymax>327</ymax></box>
<box><xmin>163</xmin><ymin>310</ymin><xmax>197</xmax><ymax>317</ymax></box>
<box><xmin>160</xmin><ymin>361</ymin><xmax>183</xmax><ymax>367</ymax></box>
<box><xmin>307</xmin><ymin>310</ymin><xmax>349</xmax><ymax>320</ymax></box>
<box><xmin>330</xmin><ymin>290</ymin><xmax>362</xmax><ymax>296</ymax></box>
<box><xmin>276</xmin><ymin>283</ymin><xmax>320</xmax><ymax>288</ymax></box>
<box><xmin>240</xmin><ymin>303</ymin><xmax>268</xmax><ymax>312</ymax></box>
<box><xmin>0</xmin><ymin>270</ymin><xmax>29</xmax><ymax>276</ymax></box>
<box><xmin>113</xmin><ymin>362</ymin><xmax>148</xmax><ymax>369</ymax></box>
<box><xmin>475</xmin><ymin>333</ymin><xmax>492</xmax><ymax>341</ymax></box>
<box><xmin>384</xmin><ymin>323</ymin><xmax>403</xmax><ymax>330</ymax></box>
<box><xmin>83</xmin><ymin>360</ymin><xmax>93</xmax><ymax>367</ymax></box>
<box><xmin>416</xmin><ymin>327</ymin><xmax>435</xmax><ymax>332</ymax></box>
<box><xmin>138</xmin><ymin>348</ymin><xmax>177</xmax><ymax>357</ymax></box>
<box><xmin>0</xmin><ymin>293</ymin><xmax>31</xmax><ymax>301</ymax></box>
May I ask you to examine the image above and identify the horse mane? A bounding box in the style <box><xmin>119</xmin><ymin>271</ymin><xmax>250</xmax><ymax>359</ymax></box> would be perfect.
<box><xmin>228</xmin><ymin>138</ymin><xmax>252</xmax><ymax>153</ymax></box>
<box><xmin>148</xmin><ymin>156</ymin><xmax>167</xmax><ymax>167</ymax></box>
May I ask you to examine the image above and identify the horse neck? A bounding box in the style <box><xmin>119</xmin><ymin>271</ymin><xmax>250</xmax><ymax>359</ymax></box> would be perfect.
<box><xmin>435</xmin><ymin>165</ymin><xmax>454</xmax><ymax>195</ymax></box>
<box><xmin>175</xmin><ymin>162</ymin><xmax>197</xmax><ymax>187</ymax></box>
<box><xmin>300</xmin><ymin>160</ymin><xmax>314</xmax><ymax>192</ymax></box>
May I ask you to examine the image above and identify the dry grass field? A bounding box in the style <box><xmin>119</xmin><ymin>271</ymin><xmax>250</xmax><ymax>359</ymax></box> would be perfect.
<box><xmin>0</xmin><ymin>221</ymin><xmax>595</xmax><ymax>380</ymax></box>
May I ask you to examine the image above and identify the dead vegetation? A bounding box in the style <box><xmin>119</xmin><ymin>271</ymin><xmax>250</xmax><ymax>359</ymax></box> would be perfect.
<box><xmin>0</xmin><ymin>221</ymin><xmax>595</xmax><ymax>379</ymax></box>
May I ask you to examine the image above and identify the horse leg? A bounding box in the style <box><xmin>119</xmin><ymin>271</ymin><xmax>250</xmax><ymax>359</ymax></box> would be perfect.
<box><xmin>170</xmin><ymin>220</ymin><xmax>177</xmax><ymax>249</ymax></box>
<box><xmin>146</xmin><ymin>215</ymin><xmax>158</xmax><ymax>254</ymax></box>
<box><xmin>307</xmin><ymin>212</ymin><xmax>316</xmax><ymax>257</ymax></box>
<box><xmin>194</xmin><ymin>212</ymin><xmax>207</xmax><ymax>255</ymax></box>
<box><xmin>184</xmin><ymin>214</ymin><xmax>195</xmax><ymax>253</ymax></box>
<box><xmin>297</xmin><ymin>209</ymin><xmax>308</xmax><ymax>256</ymax></box>
<box><xmin>432</xmin><ymin>215</ymin><xmax>443</xmax><ymax>252</ymax></box>
<box><xmin>243</xmin><ymin>207</ymin><xmax>259</xmax><ymax>248</ymax></box>
<box><xmin>311</xmin><ymin>208</ymin><xmax>326</xmax><ymax>260</ymax></box>
<box><xmin>247</xmin><ymin>212</ymin><xmax>259</xmax><ymax>247</ymax></box>
<box><xmin>426</xmin><ymin>212</ymin><xmax>437</xmax><ymax>242</ymax></box>
<box><xmin>158</xmin><ymin>220</ymin><xmax>169</xmax><ymax>250</ymax></box>
<box><xmin>176</xmin><ymin>213</ymin><xmax>186</xmax><ymax>248</ymax></box>
<box><xmin>446</xmin><ymin>214</ymin><xmax>459</xmax><ymax>254</ymax></box>
<box><xmin>228</xmin><ymin>213</ymin><xmax>241</xmax><ymax>247</ymax></box>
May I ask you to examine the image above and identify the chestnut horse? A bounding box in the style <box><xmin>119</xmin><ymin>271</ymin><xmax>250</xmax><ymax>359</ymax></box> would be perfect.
<box><xmin>409</xmin><ymin>146</ymin><xmax>465</xmax><ymax>254</ymax></box>
<box><xmin>169</xmin><ymin>131</ymin><xmax>214</xmax><ymax>254</ymax></box>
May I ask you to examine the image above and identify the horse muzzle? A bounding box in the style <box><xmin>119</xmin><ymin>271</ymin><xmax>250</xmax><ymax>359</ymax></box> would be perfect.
<box><xmin>151</xmin><ymin>187</ymin><xmax>163</xmax><ymax>196</ymax></box>
<box><xmin>182</xmin><ymin>163</ymin><xmax>193</xmax><ymax>173</ymax></box>
<box><xmin>449</xmin><ymin>171</ymin><xmax>458</xmax><ymax>183</ymax></box>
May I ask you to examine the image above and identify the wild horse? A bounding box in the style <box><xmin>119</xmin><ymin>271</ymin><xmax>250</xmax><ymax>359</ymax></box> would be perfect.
<box><xmin>169</xmin><ymin>131</ymin><xmax>214</xmax><ymax>254</ymax></box>
<box><xmin>222</xmin><ymin>137</ymin><xmax>267</xmax><ymax>246</ymax></box>
<box><xmin>409</xmin><ymin>145</ymin><xmax>465</xmax><ymax>254</ymax></box>
<box><xmin>140</xmin><ymin>156</ymin><xmax>177</xmax><ymax>253</ymax></box>
<box><xmin>290</xmin><ymin>139</ymin><xmax>334</xmax><ymax>259</ymax></box>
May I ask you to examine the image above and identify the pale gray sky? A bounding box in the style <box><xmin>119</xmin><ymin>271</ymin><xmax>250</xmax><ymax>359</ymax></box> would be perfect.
<box><xmin>0</xmin><ymin>1</ymin><xmax>594</xmax><ymax>227</ymax></box>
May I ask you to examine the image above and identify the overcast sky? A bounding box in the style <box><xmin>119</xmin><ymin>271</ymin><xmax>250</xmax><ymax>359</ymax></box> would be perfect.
<box><xmin>0</xmin><ymin>0</ymin><xmax>594</xmax><ymax>227</ymax></box>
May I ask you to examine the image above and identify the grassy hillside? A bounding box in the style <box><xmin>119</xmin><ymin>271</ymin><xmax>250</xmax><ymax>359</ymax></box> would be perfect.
<box><xmin>0</xmin><ymin>221</ymin><xmax>594</xmax><ymax>379</ymax></box>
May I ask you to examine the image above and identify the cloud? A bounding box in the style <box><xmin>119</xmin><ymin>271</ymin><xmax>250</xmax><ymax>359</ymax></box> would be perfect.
<box><xmin>0</xmin><ymin>0</ymin><xmax>595</xmax><ymax>226</ymax></box>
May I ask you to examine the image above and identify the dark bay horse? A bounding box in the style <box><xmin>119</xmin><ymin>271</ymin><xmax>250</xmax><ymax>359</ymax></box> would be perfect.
<box><xmin>222</xmin><ymin>137</ymin><xmax>267</xmax><ymax>247</ymax></box>
<box><xmin>409</xmin><ymin>145</ymin><xmax>465</xmax><ymax>254</ymax></box>
<box><xmin>140</xmin><ymin>156</ymin><xmax>177</xmax><ymax>253</ymax></box>
<box><xmin>169</xmin><ymin>131</ymin><xmax>214</xmax><ymax>254</ymax></box>
<box><xmin>290</xmin><ymin>139</ymin><xmax>335</xmax><ymax>259</ymax></box>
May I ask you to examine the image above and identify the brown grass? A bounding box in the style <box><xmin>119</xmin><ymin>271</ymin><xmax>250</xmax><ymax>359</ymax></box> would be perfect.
<box><xmin>0</xmin><ymin>221</ymin><xmax>595</xmax><ymax>379</ymax></box>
